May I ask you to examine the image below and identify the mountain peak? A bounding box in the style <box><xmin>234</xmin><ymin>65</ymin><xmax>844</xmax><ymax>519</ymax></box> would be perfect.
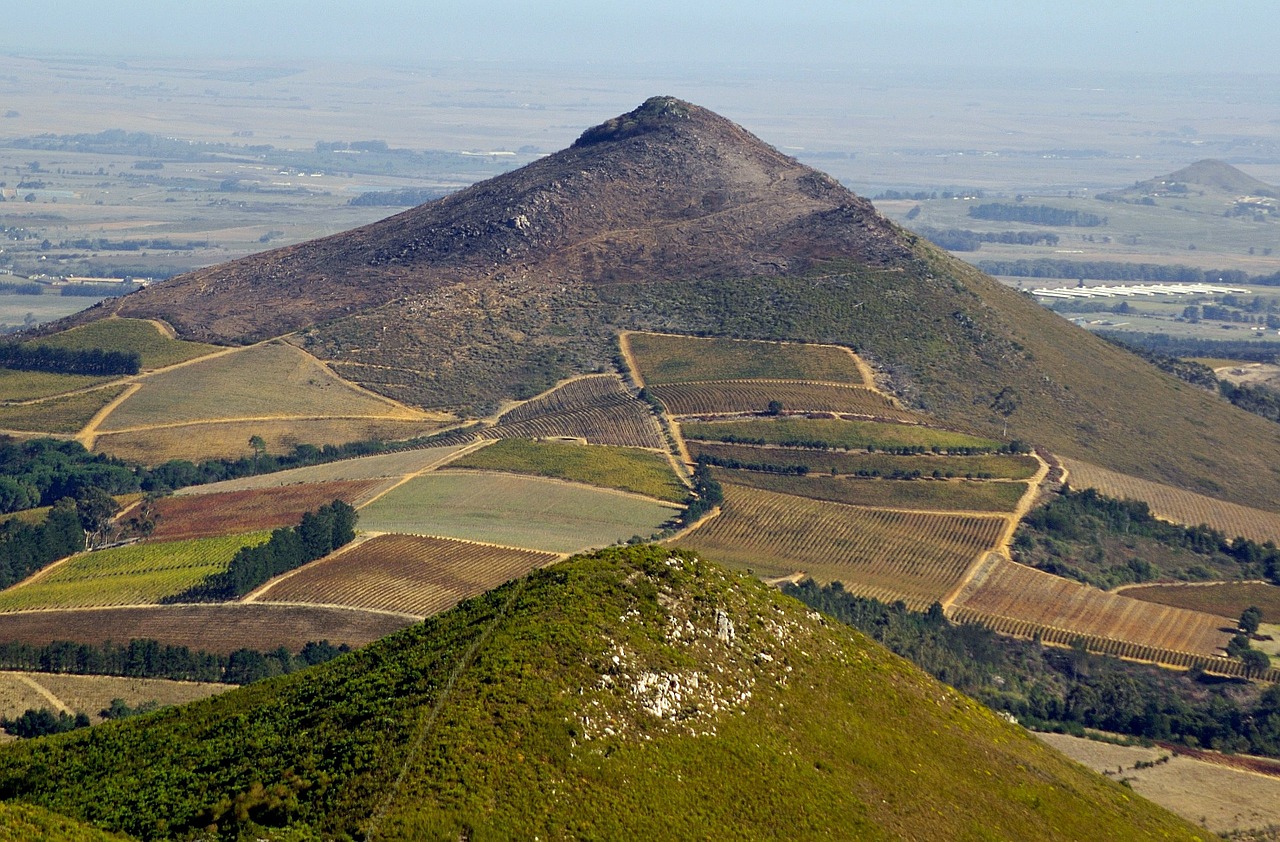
<box><xmin>572</xmin><ymin>95</ymin><xmax>699</xmax><ymax>147</ymax></box>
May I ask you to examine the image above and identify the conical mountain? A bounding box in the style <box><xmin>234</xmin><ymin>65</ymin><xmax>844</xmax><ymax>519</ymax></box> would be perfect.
<box><xmin>68</xmin><ymin>97</ymin><xmax>1280</xmax><ymax>509</ymax></box>
<box><xmin>0</xmin><ymin>547</ymin><xmax>1206</xmax><ymax>841</ymax></box>
<box><xmin>1151</xmin><ymin>159</ymin><xmax>1278</xmax><ymax>196</ymax></box>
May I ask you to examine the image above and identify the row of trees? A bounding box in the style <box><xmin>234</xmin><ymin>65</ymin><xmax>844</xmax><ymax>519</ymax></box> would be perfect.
<box><xmin>0</xmin><ymin>343</ymin><xmax>140</xmax><ymax>376</ymax></box>
<box><xmin>0</xmin><ymin>637</ymin><xmax>350</xmax><ymax>685</ymax></box>
<box><xmin>968</xmin><ymin>203</ymin><xmax>1104</xmax><ymax>227</ymax></box>
<box><xmin>166</xmin><ymin>501</ymin><xmax>357</xmax><ymax>602</ymax></box>
<box><xmin>915</xmin><ymin>227</ymin><xmax>1059</xmax><ymax>252</ymax></box>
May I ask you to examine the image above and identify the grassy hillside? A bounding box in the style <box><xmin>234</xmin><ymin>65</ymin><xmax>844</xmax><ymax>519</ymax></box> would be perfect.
<box><xmin>30</xmin><ymin>318</ymin><xmax>219</xmax><ymax>371</ymax></box>
<box><xmin>0</xmin><ymin>546</ymin><xmax>1205</xmax><ymax>841</ymax></box>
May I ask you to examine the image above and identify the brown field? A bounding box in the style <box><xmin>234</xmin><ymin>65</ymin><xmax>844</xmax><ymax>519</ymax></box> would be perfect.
<box><xmin>711</xmin><ymin>468</ymin><xmax>1026</xmax><ymax>513</ymax></box>
<box><xmin>0</xmin><ymin>672</ymin><xmax>231</xmax><ymax>726</ymax></box>
<box><xmin>1122</xmin><ymin>581</ymin><xmax>1280</xmax><ymax>624</ymax></box>
<box><xmin>174</xmin><ymin>443</ymin><xmax>476</xmax><ymax>496</ymax></box>
<box><xmin>0</xmin><ymin>384</ymin><xmax>127</xmax><ymax>434</ymax></box>
<box><xmin>256</xmin><ymin>534</ymin><xmax>559</xmax><ymax>617</ymax></box>
<box><xmin>148</xmin><ymin>479</ymin><xmax>385</xmax><ymax>541</ymax></box>
<box><xmin>624</xmin><ymin>332</ymin><xmax>865</xmax><ymax>385</ymax></box>
<box><xmin>1037</xmin><ymin>732</ymin><xmax>1280</xmax><ymax>838</ymax></box>
<box><xmin>0</xmin><ymin>604</ymin><xmax>412</xmax><ymax>654</ymax></box>
<box><xmin>92</xmin><ymin>417</ymin><xmax>447</xmax><ymax>463</ymax></box>
<box><xmin>649</xmin><ymin>380</ymin><xmax>916</xmax><ymax>420</ymax></box>
<box><xmin>688</xmin><ymin>441</ymin><xmax>1040</xmax><ymax>480</ymax></box>
<box><xmin>1062</xmin><ymin>457</ymin><xmax>1280</xmax><ymax>544</ymax></box>
<box><xmin>488</xmin><ymin>374</ymin><xmax>664</xmax><ymax>449</ymax></box>
<box><xmin>674</xmin><ymin>483</ymin><xmax>1006</xmax><ymax>610</ymax></box>
<box><xmin>949</xmin><ymin>556</ymin><xmax>1235</xmax><ymax>663</ymax></box>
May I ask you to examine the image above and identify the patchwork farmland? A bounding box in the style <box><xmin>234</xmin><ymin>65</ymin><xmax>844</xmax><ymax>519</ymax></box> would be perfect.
<box><xmin>147</xmin><ymin>479</ymin><xmax>384</xmax><ymax>541</ymax></box>
<box><xmin>623</xmin><ymin>332</ymin><xmax>867</xmax><ymax>385</ymax></box>
<box><xmin>648</xmin><ymin>380</ymin><xmax>916</xmax><ymax>420</ymax></box>
<box><xmin>485</xmin><ymin>374</ymin><xmax>664</xmax><ymax>449</ymax></box>
<box><xmin>254</xmin><ymin>534</ymin><xmax>559</xmax><ymax>617</ymax></box>
<box><xmin>712</xmin><ymin>468</ymin><xmax>1027</xmax><ymax>513</ymax></box>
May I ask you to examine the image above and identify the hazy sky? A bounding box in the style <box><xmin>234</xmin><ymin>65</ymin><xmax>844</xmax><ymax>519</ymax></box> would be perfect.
<box><xmin>10</xmin><ymin>1</ymin><xmax>1280</xmax><ymax>75</ymax></box>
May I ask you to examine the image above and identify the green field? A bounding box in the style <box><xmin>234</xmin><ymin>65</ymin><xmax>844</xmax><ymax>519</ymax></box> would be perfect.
<box><xmin>359</xmin><ymin>472</ymin><xmax>678</xmax><ymax>553</ymax></box>
<box><xmin>0</xmin><ymin>369</ymin><xmax>113</xmax><ymax>402</ymax></box>
<box><xmin>0</xmin><ymin>384</ymin><xmax>127</xmax><ymax>433</ymax></box>
<box><xmin>0</xmin><ymin>531</ymin><xmax>269</xmax><ymax>611</ymax></box>
<box><xmin>714</xmin><ymin>469</ymin><xmax>1027</xmax><ymax>513</ymax></box>
<box><xmin>446</xmin><ymin>439</ymin><xmax>686</xmax><ymax>502</ymax></box>
<box><xmin>31</xmin><ymin>317</ymin><xmax>220</xmax><ymax>370</ymax></box>
<box><xmin>681</xmin><ymin>417</ymin><xmax>1002</xmax><ymax>452</ymax></box>
<box><xmin>627</xmin><ymin>332</ymin><xmax>863</xmax><ymax>385</ymax></box>
<box><xmin>689</xmin><ymin>441</ymin><xmax>1038</xmax><ymax>479</ymax></box>
<box><xmin>98</xmin><ymin>342</ymin><xmax>414</xmax><ymax>431</ymax></box>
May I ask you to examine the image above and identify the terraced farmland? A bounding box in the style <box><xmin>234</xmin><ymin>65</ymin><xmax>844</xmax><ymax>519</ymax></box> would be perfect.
<box><xmin>1061</xmin><ymin>457</ymin><xmax>1280</xmax><ymax>543</ymax></box>
<box><xmin>712</xmin><ymin>468</ymin><xmax>1026</xmax><ymax>513</ymax></box>
<box><xmin>0</xmin><ymin>604</ymin><xmax>411</xmax><ymax>654</ymax></box>
<box><xmin>175</xmin><ymin>443</ymin><xmax>477</xmax><ymax>495</ymax></box>
<box><xmin>675</xmin><ymin>483</ymin><xmax>1006</xmax><ymax>610</ymax></box>
<box><xmin>97</xmin><ymin>342</ymin><xmax>431</xmax><ymax>432</ymax></box>
<box><xmin>1122</xmin><ymin>581</ymin><xmax>1280</xmax><ymax>623</ymax></box>
<box><xmin>689</xmin><ymin>441</ymin><xmax>1039</xmax><ymax>480</ymax></box>
<box><xmin>448</xmin><ymin>439</ymin><xmax>686</xmax><ymax>502</ymax></box>
<box><xmin>949</xmin><ymin>556</ymin><xmax>1235</xmax><ymax>664</ymax></box>
<box><xmin>359</xmin><ymin>472</ymin><xmax>678</xmax><ymax>554</ymax></box>
<box><xmin>681</xmin><ymin>417</ymin><xmax>1001</xmax><ymax>452</ymax></box>
<box><xmin>30</xmin><ymin>317</ymin><xmax>220</xmax><ymax>370</ymax></box>
<box><xmin>486</xmin><ymin>374</ymin><xmax>663</xmax><ymax>449</ymax></box>
<box><xmin>0</xmin><ymin>384</ymin><xmax>127</xmax><ymax>434</ymax></box>
<box><xmin>624</xmin><ymin>332</ymin><xmax>865</xmax><ymax>385</ymax></box>
<box><xmin>257</xmin><ymin>534</ymin><xmax>559</xmax><ymax>617</ymax></box>
<box><xmin>0</xmin><ymin>532</ymin><xmax>269</xmax><ymax>612</ymax></box>
<box><xmin>149</xmin><ymin>479</ymin><xmax>383</xmax><ymax>541</ymax></box>
<box><xmin>649</xmin><ymin>380</ymin><xmax>915</xmax><ymax>420</ymax></box>
<box><xmin>93</xmin><ymin>417</ymin><xmax>447</xmax><ymax>464</ymax></box>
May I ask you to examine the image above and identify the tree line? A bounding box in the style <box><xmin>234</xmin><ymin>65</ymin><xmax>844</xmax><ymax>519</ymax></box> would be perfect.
<box><xmin>164</xmin><ymin>501</ymin><xmax>357</xmax><ymax>602</ymax></box>
<box><xmin>968</xmin><ymin>203</ymin><xmax>1105</xmax><ymax>227</ymax></box>
<box><xmin>915</xmin><ymin>227</ymin><xmax>1059</xmax><ymax>252</ymax></box>
<box><xmin>0</xmin><ymin>637</ymin><xmax>350</xmax><ymax>686</ymax></box>
<box><xmin>0</xmin><ymin>343</ymin><xmax>140</xmax><ymax>376</ymax></box>
<box><xmin>977</xmin><ymin>258</ymin><xmax>1280</xmax><ymax>286</ymax></box>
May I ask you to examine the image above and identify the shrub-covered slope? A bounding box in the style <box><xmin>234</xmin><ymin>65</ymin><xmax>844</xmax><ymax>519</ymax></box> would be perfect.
<box><xmin>0</xmin><ymin>546</ymin><xmax>1205</xmax><ymax>841</ymax></box>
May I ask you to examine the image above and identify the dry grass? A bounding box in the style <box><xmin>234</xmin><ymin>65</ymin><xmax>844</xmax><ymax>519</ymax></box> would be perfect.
<box><xmin>0</xmin><ymin>672</ymin><xmax>231</xmax><ymax>725</ymax></box>
<box><xmin>1122</xmin><ymin>581</ymin><xmax>1280</xmax><ymax>624</ymax></box>
<box><xmin>92</xmin><ymin>417</ymin><xmax>447</xmax><ymax>463</ymax></box>
<box><xmin>0</xmin><ymin>604</ymin><xmax>412</xmax><ymax>654</ymax></box>
<box><xmin>98</xmin><ymin>342</ymin><xmax>431</xmax><ymax>432</ymax></box>
<box><xmin>175</xmin><ymin>444</ymin><xmax>475</xmax><ymax>495</ymax></box>
<box><xmin>1062</xmin><ymin>457</ymin><xmax>1280</xmax><ymax>544</ymax></box>
<box><xmin>257</xmin><ymin>534</ymin><xmax>558</xmax><ymax>617</ymax></box>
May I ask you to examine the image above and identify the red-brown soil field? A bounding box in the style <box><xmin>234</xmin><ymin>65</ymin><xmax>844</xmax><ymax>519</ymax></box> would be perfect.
<box><xmin>147</xmin><ymin>479</ymin><xmax>384</xmax><ymax>541</ymax></box>
<box><xmin>0</xmin><ymin>604</ymin><xmax>412</xmax><ymax>654</ymax></box>
<box><xmin>255</xmin><ymin>534</ymin><xmax>560</xmax><ymax>617</ymax></box>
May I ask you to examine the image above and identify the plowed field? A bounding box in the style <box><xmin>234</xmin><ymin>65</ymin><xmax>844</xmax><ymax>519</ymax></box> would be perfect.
<box><xmin>257</xmin><ymin>534</ymin><xmax>559</xmax><ymax>617</ymax></box>
<box><xmin>488</xmin><ymin>374</ymin><xmax>663</xmax><ymax>449</ymax></box>
<box><xmin>674</xmin><ymin>483</ymin><xmax>1005</xmax><ymax>610</ymax></box>
<box><xmin>0</xmin><ymin>604</ymin><xmax>412</xmax><ymax>654</ymax></box>
<box><xmin>149</xmin><ymin>479</ymin><xmax>383</xmax><ymax>541</ymax></box>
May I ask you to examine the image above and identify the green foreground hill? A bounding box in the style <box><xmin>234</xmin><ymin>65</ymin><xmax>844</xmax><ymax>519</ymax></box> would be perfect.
<box><xmin>0</xmin><ymin>546</ymin><xmax>1205</xmax><ymax>841</ymax></box>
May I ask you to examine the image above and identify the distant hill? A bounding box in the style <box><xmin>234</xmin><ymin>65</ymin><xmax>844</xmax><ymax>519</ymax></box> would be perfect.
<box><xmin>1134</xmin><ymin>159</ymin><xmax>1278</xmax><ymax>197</ymax></box>
<box><xmin>58</xmin><ymin>97</ymin><xmax>1280</xmax><ymax>511</ymax></box>
<box><xmin>0</xmin><ymin>546</ymin><xmax>1205</xmax><ymax>841</ymax></box>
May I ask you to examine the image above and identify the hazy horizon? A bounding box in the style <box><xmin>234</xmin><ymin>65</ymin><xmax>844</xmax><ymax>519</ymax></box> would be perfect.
<box><xmin>7</xmin><ymin>1</ymin><xmax>1280</xmax><ymax>75</ymax></box>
